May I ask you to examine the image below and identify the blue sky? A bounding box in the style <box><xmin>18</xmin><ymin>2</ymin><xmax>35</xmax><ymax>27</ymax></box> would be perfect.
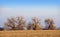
<box><xmin>0</xmin><ymin>0</ymin><xmax>60</xmax><ymax>7</ymax></box>
<box><xmin>0</xmin><ymin>0</ymin><xmax>60</xmax><ymax>28</ymax></box>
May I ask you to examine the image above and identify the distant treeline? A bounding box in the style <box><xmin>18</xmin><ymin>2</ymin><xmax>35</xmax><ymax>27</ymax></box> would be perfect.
<box><xmin>0</xmin><ymin>16</ymin><xmax>60</xmax><ymax>30</ymax></box>
<box><xmin>0</xmin><ymin>27</ymin><xmax>4</xmax><ymax>30</ymax></box>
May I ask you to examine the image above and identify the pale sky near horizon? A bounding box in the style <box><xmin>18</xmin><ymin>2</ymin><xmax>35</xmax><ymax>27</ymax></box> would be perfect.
<box><xmin>0</xmin><ymin>0</ymin><xmax>60</xmax><ymax>28</ymax></box>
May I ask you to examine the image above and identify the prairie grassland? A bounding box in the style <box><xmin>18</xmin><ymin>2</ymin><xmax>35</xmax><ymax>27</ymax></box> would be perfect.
<box><xmin>0</xmin><ymin>30</ymin><xmax>60</xmax><ymax>37</ymax></box>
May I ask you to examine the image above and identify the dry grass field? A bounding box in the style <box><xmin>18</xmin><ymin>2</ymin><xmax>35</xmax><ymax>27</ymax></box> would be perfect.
<box><xmin>0</xmin><ymin>30</ymin><xmax>60</xmax><ymax>37</ymax></box>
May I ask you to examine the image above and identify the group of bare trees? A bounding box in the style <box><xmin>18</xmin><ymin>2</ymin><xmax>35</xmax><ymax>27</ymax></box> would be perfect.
<box><xmin>4</xmin><ymin>16</ymin><xmax>56</xmax><ymax>30</ymax></box>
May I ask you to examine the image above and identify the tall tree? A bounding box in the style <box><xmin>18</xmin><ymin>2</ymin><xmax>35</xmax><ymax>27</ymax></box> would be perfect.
<box><xmin>29</xmin><ymin>17</ymin><xmax>42</xmax><ymax>30</ymax></box>
<box><xmin>4</xmin><ymin>17</ymin><xmax>16</xmax><ymax>30</ymax></box>
<box><xmin>4</xmin><ymin>16</ymin><xmax>27</xmax><ymax>30</ymax></box>
<box><xmin>45</xmin><ymin>18</ymin><xmax>56</xmax><ymax>30</ymax></box>
<box><xmin>15</xmin><ymin>16</ymin><xmax>27</xmax><ymax>30</ymax></box>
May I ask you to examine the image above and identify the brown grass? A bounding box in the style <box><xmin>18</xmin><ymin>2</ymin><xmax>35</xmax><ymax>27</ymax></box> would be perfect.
<box><xmin>0</xmin><ymin>30</ymin><xmax>60</xmax><ymax>37</ymax></box>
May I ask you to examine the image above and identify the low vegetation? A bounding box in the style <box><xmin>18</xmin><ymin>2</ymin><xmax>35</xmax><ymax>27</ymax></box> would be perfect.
<box><xmin>0</xmin><ymin>30</ymin><xmax>60</xmax><ymax>37</ymax></box>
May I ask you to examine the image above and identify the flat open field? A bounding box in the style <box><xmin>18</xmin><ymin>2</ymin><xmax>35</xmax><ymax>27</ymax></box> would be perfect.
<box><xmin>0</xmin><ymin>30</ymin><xmax>60</xmax><ymax>37</ymax></box>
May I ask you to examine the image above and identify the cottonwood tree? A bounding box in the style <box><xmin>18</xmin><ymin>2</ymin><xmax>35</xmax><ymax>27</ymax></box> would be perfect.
<box><xmin>16</xmin><ymin>16</ymin><xmax>27</xmax><ymax>30</ymax></box>
<box><xmin>4</xmin><ymin>16</ymin><xmax>27</xmax><ymax>30</ymax></box>
<box><xmin>27</xmin><ymin>17</ymin><xmax>42</xmax><ymax>30</ymax></box>
<box><xmin>4</xmin><ymin>17</ymin><xmax>16</xmax><ymax>30</ymax></box>
<box><xmin>45</xmin><ymin>18</ymin><xmax>56</xmax><ymax>30</ymax></box>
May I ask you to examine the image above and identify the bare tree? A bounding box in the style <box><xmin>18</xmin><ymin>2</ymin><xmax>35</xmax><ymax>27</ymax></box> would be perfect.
<box><xmin>45</xmin><ymin>18</ymin><xmax>56</xmax><ymax>30</ymax></box>
<box><xmin>4</xmin><ymin>17</ymin><xmax>16</xmax><ymax>30</ymax></box>
<box><xmin>27</xmin><ymin>17</ymin><xmax>42</xmax><ymax>30</ymax></box>
<box><xmin>16</xmin><ymin>16</ymin><xmax>27</xmax><ymax>30</ymax></box>
<box><xmin>4</xmin><ymin>16</ymin><xmax>27</xmax><ymax>30</ymax></box>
